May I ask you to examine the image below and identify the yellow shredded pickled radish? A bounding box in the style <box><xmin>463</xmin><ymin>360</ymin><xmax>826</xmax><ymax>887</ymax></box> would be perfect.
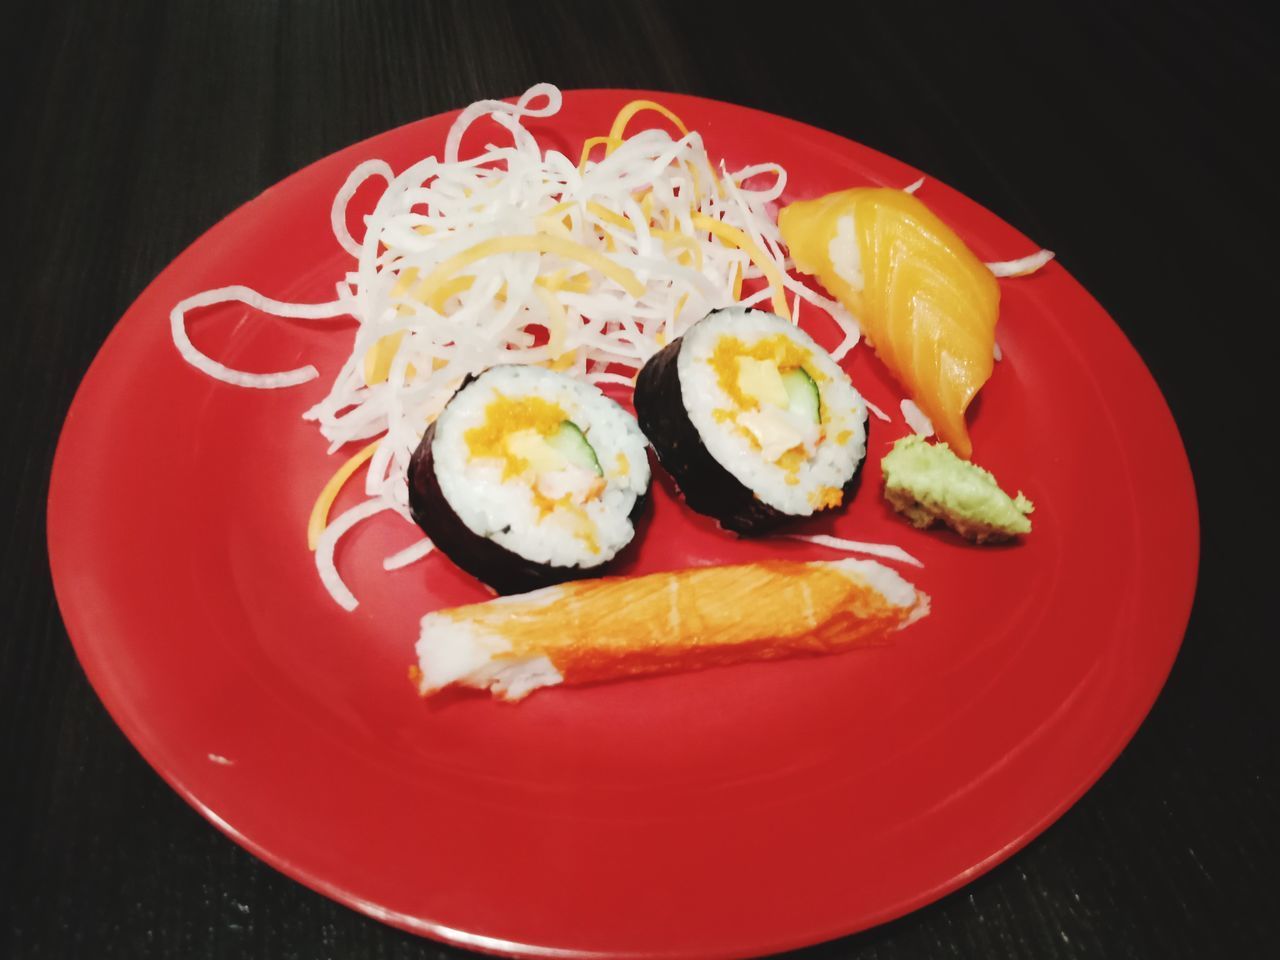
<box><xmin>691</xmin><ymin>214</ymin><xmax>790</xmax><ymax>318</ymax></box>
<box><xmin>409</xmin><ymin>233</ymin><xmax>646</xmax><ymax>303</ymax></box>
<box><xmin>578</xmin><ymin>135</ymin><xmax>622</xmax><ymax>170</ymax></box>
<box><xmin>607</xmin><ymin>100</ymin><xmax>690</xmax><ymax>143</ymax></box>
<box><xmin>307</xmin><ymin>440</ymin><xmax>381</xmax><ymax>550</ymax></box>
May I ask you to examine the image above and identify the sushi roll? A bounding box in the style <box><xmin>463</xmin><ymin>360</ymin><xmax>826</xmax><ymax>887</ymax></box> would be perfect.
<box><xmin>408</xmin><ymin>365</ymin><xmax>651</xmax><ymax>595</ymax></box>
<box><xmin>634</xmin><ymin>307</ymin><xmax>869</xmax><ymax>534</ymax></box>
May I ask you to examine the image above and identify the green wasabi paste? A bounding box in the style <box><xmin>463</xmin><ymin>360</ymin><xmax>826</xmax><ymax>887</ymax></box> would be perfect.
<box><xmin>881</xmin><ymin>435</ymin><xmax>1033</xmax><ymax>543</ymax></box>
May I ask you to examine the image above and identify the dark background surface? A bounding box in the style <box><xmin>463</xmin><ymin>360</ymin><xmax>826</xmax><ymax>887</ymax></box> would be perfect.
<box><xmin>3</xmin><ymin>1</ymin><xmax>1276</xmax><ymax>957</ymax></box>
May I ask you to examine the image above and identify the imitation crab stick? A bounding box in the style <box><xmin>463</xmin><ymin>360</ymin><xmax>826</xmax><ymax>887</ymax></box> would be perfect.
<box><xmin>780</xmin><ymin>188</ymin><xmax>999</xmax><ymax>459</ymax></box>
<box><xmin>412</xmin><ymin>558</ymin><xmax>929</xmax><ymax>701</ymax></box>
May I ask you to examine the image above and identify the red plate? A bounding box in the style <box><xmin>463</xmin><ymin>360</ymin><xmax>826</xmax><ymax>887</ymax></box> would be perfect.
<box><xmin>47</xmin><ymin>91</ymin><xmax>1197</xmax><ymax>958</ymax></box>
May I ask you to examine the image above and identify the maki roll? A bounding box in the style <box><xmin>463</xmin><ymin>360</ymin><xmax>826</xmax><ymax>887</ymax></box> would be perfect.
<box><xmin>634</xmin><ymin>307</ymin><xmax>868</xmax><ymax>534</ymax></box>
<box><xmin>408</xmin><ymin>365</ymin><xmax>651</xmax><ymax>595</ymax></box>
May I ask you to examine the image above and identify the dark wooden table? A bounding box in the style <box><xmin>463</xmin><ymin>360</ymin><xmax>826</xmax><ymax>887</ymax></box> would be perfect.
<box><xmin>4</xmin><ymin>2</ymin><xmax>1275</xmax><ymax>957</ymax></box>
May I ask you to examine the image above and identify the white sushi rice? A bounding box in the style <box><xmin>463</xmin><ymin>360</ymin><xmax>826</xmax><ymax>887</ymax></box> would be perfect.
<box><xmin>830</xmin><ymin>214</ymin><xmax>863</xmax><ymax>293</ymax></box>
<box><xmin>430</xmin><ymin>365</ymin><xmax>650</xmax><ymax>567</ymax></box>
<box><xmin>677</xmin><ymin>308</ymin><xmax>868</xmax><ymax>516</ymax></box>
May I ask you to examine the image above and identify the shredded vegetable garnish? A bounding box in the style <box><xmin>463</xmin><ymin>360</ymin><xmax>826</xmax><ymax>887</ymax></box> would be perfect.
<box><xmin>865</xmin><ymin>399</ymin><xmax>892</xmax><ymax>423</ymax></box>
<box><xmin>301</xmin><ymin>84</ymin><xmax>821</xmax><ymax>540</ymax></box>
<box><xmin>382</xmin><ymin>537</ymin><xmax>435</xmax><ymax>571</ymax></box>
<box><xmin>170</xmin><ymin>286</ymin><xmax>351</xmax><ymax>388</ymax></box>
<box><xmin>608</xmin><ymin>100</ymin><xmax>691</xmax><ymax>142</ymax></box>
<box><xmin>785</xmin><ymin>534</ymin><xmax>923</xmax><ymax>568</ymax></box>
<box><xmin>901</xmin><ymin>399</ymin><xmax>936</xmax><ymax>438</ymax></box>
<box><xmin>690</xmin><ymin>214</ymin><xmax>790</xmax><ymax>318</ymax></box>
<box><xmin>307</xmin><ymin>439</ymin><xmax>381</xmax><ymax>550</ymax></box>
<box><xmin>901</xmin><ymin>177</ymin><xmax>1052</xmax><ymax>280</ymax></box>
<box><xmin>171</xmin><ymin>85</ymin><xmax>1052</xmax><ymax>610</ymax></box>
<box><xmin>171</xmin><ymin>85</ymin><xmax>825</xmax><ymax>607</ymax></box>
<box><xmin>316</xmin><ymin>499</ymin><xmax>396</xmax><ymax>611</ymax></box>
<box><xmin>986</xmin><ymin>249</ymin><xmax>1056</xmax><ymax>277</ymax></box>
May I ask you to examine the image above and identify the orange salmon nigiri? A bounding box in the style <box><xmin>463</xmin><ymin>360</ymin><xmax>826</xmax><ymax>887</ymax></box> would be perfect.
<box><xmin>779</xmin><ymin>188</ymin><xmax>999</xmax><ymax>459</ymax></box>
<box><xmin>413</xmin><ymin>559</ymin><xmax>929</xmax><ymax>700</ymax></box>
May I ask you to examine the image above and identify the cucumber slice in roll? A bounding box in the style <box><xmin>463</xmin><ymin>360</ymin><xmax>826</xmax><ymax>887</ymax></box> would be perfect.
<box><xmin>546</xmin><ymin>421</ymin><xmax>603</xmax><ymax>476</ymax></box>
<box><xmin>781</xmin><ymin>368</ymin><xmax>821</xmax><ymax>423</ymax></box>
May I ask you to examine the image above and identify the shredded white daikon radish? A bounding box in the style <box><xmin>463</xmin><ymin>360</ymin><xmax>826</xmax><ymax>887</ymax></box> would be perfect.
<box><xmin>331</xmin><ymin>160</ymin><xmax>394</xmax><ymax>257</ymax></box>
<box><xmin>786</xmin><ymin>534</ymin><xmax>923</xmax><ymax>568</ymax></box>
<box><xmin>986</xmin><ymin>249</ymin><xmax>1055</xmax><ymax>277</ymax></box>
<box><xmin>865</xmin><ymin>399</ymin><xmax>892</xmax><ymax>423</ymax></box>
<box><xmin>315</xmin><ymin>499</ymin><xmax>397</xmax><ymax>611</ymax></box>
<box><xmin>382</xmin><ymin>537</ymin><xmax>435</xmax><ymax>571</ymax></box>
<box><xmin>297</xmin><ymin>86</ymin><xmax>812</xmax><ymax>538</ymax></box>
<box><xmin>903</xmin><ymin>177</ymin><xmax>925</xmax><ymax>194</ymax></box>
<box><xmin>901</xmin><ymin>399</ymin><xmax>935</xmax><ymax>437</ymax></box>
<box><xmin>170</xmin><ymin>286</ymin><xmax>352</xmax><ymax>388</ymax></box>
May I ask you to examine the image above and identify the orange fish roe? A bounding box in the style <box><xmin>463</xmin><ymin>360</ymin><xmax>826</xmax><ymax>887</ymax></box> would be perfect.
<box><xmin>464</xmin><ymin>393</ymin><xmax>568</xmax><ymax>479</ymax></box>
<box><xmin>708</xmin><ymin>334</ymin><xmax>823</xmax><ymax>412</ymax></box>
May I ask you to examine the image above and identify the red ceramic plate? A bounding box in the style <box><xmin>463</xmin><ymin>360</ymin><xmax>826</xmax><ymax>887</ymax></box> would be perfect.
<box><xmin>48</xmin><ymin>90</ymin><xmax>1197</xmax><ymax>958</ymax></box>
